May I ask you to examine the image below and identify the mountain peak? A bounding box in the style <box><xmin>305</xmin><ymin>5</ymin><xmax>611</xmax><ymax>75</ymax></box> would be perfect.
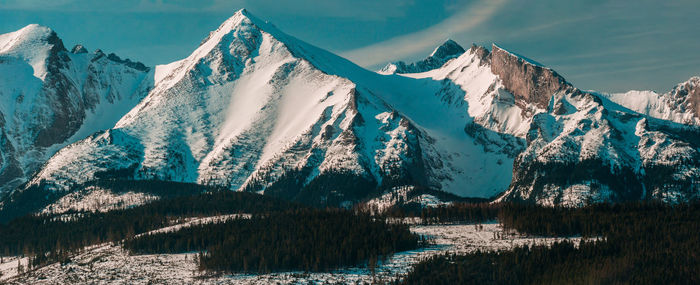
<box><xmin>681</xmin><ymin>76</ymin><xmax>700</xmax><ymax>86</ymax></box>
<box><xmin>1</xmin><ymin>24</ymin><xmax>65</xmax><ymax>54</ymax></box>
<box><xmin>155</xmin><ymin>8</ymin><xmax>290</xmax><ymax>89</ymax></box>
<box><xmin>0</xmin><ymin>23</ymin><xmax>67</xmax><ymax>79</ymax></box>
<box><xmin>491</xmin><ymin>44</ymin><xmax>544</xmax><ymax>67</ymax></box>
<box><xmin>235</xmin><ymin>8</ymin><xmax>250</xmax><ymax>17</ymax></box>
<box><xmin>71</xmin><ymin>44</ymin><xmax>88</xmax><ymax>54</ymax></box>
<box><xmin>379</xmin><ymin>39</ymin><xmax>465</xmax><ymax>74</ymax></box>
<box><xmin>18</xmin><ymin>23</ymin><xmax>52</xmax><ymax>34</ymax></box>
<box><xmin>221</xmin><ymin>9</ymin><xmax>269</xmax><ymax>32</ymax></box>
<box><xmin>429</xmin><ymin>39</ymin><xmax>465</xmax><ymax>60</ymax></box>
<box><xmin>195</xmin><ymin>8</ymin><xmax>270</xmax><ymax>49</ymax></box>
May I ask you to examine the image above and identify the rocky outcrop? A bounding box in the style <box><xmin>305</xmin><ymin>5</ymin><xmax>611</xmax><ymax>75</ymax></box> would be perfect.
<box><xmin>468</xmin><ymin>44</ymin><xmax>490</xmax><ymax>64</ymax></box>
<box><xmin>106</xmin><ymin>52</ymin><xmax>149</xmax><ymax>72</ymax></box>
<box><xmin>70</xmin><ymin>44</ymin><xmax>88</xmax><ymax>54</ymax></box>
<box><xmin>490</xmin><ymin>44</ymin><xmax>571</xmax><ymax>110</ymax></box>
<box><xmin>671</xmin><ymin>77</ymin><xmax>700</xmax><ymax>118</ymax></box>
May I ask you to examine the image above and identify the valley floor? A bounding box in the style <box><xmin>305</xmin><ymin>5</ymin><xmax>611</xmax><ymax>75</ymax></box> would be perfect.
<box><xmin>2</xmin><ymin>217</ymin><xmax>588</xmax><ymax>284</ymax></box>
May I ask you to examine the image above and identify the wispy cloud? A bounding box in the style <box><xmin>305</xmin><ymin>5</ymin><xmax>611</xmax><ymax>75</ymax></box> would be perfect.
<box><xmin>340</xmin><ymin>0</ymin><xmax>507</xmax><ymax>67</ymax></box>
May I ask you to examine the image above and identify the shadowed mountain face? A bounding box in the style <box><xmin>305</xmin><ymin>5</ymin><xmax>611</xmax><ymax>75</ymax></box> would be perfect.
<box><xmin>0</xmin><ymin>24</ymin><xmax>152</xmax><ymax>193</ymax></box>
<box><xmin>0</xmin><ymin>9</ymin><xmax>698</xmax><ymax>216</ymax></box>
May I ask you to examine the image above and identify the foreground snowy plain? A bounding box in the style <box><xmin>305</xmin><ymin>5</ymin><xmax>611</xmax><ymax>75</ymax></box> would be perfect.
<box><xmin>1</xmin><ymin>215</ymin><xmax>589</xmax><ymax>284</ymax></box>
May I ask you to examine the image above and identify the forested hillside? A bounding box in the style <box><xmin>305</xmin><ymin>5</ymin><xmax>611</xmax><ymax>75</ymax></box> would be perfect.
<box><xmin>125</xmin><ymin>209</ymin><xmax>423</xmax><ymax>273</ymax></box>
<box><xmin>0</xmin><ymin>181</ymin><xmax>299</xmax><ymax>268</ymax></box>
<box><xmin>400</xmin><ymin>202</ymin><xmax>700</xmax><ymax>284</ymax></box>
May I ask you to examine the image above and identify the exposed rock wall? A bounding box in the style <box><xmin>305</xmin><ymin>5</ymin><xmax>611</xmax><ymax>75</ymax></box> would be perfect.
<box><xmin>673</xmin><ymin>77</ymin><xmax>700</xmax><ymax>118</ymax></box>
<box><xmin>490</xmin><ymin>44</ymin><xmax>571</xmax><ymax>110</ymax></box>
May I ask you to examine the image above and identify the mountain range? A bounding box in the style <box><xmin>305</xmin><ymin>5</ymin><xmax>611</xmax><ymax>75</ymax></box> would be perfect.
<box><xmin>0</xmin><ymin>9</ymin><xmax>698</xmax><ymax>217</ymax></box>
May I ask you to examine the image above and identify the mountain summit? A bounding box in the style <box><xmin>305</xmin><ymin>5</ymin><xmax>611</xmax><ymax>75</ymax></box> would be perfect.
<box><xmin>379</xmin><ymin>39</ymin><xmax>466</xmax><ymax>74</ymax></box>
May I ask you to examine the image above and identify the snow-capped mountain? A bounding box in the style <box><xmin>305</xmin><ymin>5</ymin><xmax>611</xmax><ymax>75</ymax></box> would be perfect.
<box><xmin>0</xmin><ymin>24</ymin><xmax>151</xmax><ymax>194</ymax></box>
<box><xmin>1</xmin><ymin>9</ymin><xmax>698</xmax><ymax>213</ymax></box>
<box><xmin>23</xmin><ymin>9</ymin><xmax>516</xmax><ymax>209</ymax></box>
<box><xmin>602</xmin><ymin>77</ymin><xmax>700</xmax><ymax>125</ymax></box>
<box><xmin>379</xmin><ymin>39</ymin><xmax>465</xmax><ymax>75</ymax></box>
<box><xmin>396</xmin><ymin>41</ymin><xmax>698</xmax><ymax>206</ymax></box>
<box><xmin>499</xmin><ymin>91</ymin><xmax>700</xmax><ymax>206</ymax></box>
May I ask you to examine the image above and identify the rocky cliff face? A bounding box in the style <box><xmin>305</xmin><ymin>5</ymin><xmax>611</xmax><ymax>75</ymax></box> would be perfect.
<box><xmin>0</xmin><ymin>24</ymin><xmax>152</xmax><ymax>193</ymax></box>
<box><xmin>672</xmin><ymin>77</ymin><xmax>700</xmax><ymax>119</ymax></box>
<box><xmin>489</xmin><ymin>44</ymin><xmax>572</xmax><ymax>110</ymax></box>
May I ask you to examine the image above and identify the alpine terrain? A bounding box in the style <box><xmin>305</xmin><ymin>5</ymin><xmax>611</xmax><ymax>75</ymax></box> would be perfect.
<box><xmin>0</xmin><ymin>9</ymin><xmax>698</xmax><ymax>217</ymax></box>
<box><xmin>0</xmin><ymin>6</ymin><xmax>699</xmax><ymax>285</ymax></box>
<box><xmin>0</xmin><ymin>24</ymin><xmax>151</xmax><ymax>195</ymax></box>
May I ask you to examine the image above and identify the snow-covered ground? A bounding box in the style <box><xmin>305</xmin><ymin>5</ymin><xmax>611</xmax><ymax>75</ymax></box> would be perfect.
<box><xmin>138</xmin><ymin>214</ymin><xmax>252</xmax><ymax>237</ymax></box>
<box><xmin>5</xmin><ymin>219</ymin><xmax>590</xmax><ymax>284</ymax></box>
<box><xmin>41</xmin><ymin>187</ymin><xmax>159</xmax><ymax>215</ymax></box>
<box><xmin>361</xmin><ymin>186</ymin><xmax>453</xmax><ymax>214</ymax></box>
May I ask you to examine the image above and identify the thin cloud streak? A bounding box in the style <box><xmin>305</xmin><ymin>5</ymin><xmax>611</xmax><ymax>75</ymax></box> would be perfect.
<box><xmin>340</xmin><ymin>0</ymin><xmax>507</xmax><ymax>67</ymax></box>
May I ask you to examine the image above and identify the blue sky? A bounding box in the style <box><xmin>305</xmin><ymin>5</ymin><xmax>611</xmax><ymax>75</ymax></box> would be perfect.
<box><xmin>1</xmin><ymin>0</ymin><xmax>698</xmax><ymax>93</ymax></box>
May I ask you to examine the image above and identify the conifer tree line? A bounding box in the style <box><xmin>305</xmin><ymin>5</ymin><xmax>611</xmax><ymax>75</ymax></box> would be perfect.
<box><xmin>0</xmin><ymin>180</ymin><xmax>299</xmax><ymax>268</ymax></box>
<box><xmin>1</xmin><ymin>178</ymin><xmax>697</xmax><ymax>281</ymax></box>
<box><xmin>0</xmin><ymin>179</ymin><xmax>224</xmax><ymax>223</ymax></box>
<box><xmin>414</xmin><ymin>202</ymin><xmax>500</xmax><ymax>224</ymax></box>
<box><xmin>124</xmin><ymin>208</ymin><xmax>424</xmax><ymax>273</ymax></box>
<box><xmin>399</xmin><ymin>201</ymin><xmax>700</xmax><ymax>284</ymax></box>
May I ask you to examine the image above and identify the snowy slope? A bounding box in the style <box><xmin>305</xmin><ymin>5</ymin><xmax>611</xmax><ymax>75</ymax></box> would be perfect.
<box><xmin>399</xmin><ymin>44</ymin><xmax>699</xmax><ymax>206</ymax></box>
<box><xmin>498</xmin><ymin>82</ymin><xmax>700</xmax><ymax>206</ymax></box>
<box><xmin>0</xmin><ymin>24</ymin><xmax>152</xmax><ymax>193</ymax></box>
<box><xmin>400</xmin><ymin>45</ymin><xmax>536</xmax><ymax>155</ymax></box>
